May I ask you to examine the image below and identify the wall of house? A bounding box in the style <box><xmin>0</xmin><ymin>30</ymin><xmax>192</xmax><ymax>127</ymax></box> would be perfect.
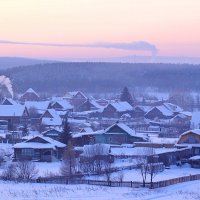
<box><xmin>177</xmin><ymin>132</ymin><xmax>200</xmax><ymax>144</ymax></box>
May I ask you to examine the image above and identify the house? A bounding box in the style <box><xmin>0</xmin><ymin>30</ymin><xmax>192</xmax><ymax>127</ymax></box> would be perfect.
<box><xmin>0</xmin><ymin>105</ymin><xmax>29</xmax><ymax>130</ymax></box>
<box><xmin>24</xmin><ymin>101</ymin><xmax>51</xmax><ymax>128</ymax></box>
<box><xmin>14</xmin><ymin>135</ymin><xmax>66</xmax><ymax>162</ymax></box>
<box><xmin>176</xmin><ymin>129</ymin><xmax>200</xmax><ymax>156</ymax></box>
<box><xmin>48</xmin><ymin>100</ymin><xmax>73</xmax><ymax>112</ymax></box>
<box><xmin>20</xmin><ymin>88</ymin><xmax>40</xmax><ymax>102</ymax></box>
<box><xmin>145</xmin><ymin>106</ymin><xmax>174</xmax><ymax>120</ymax></box>
<box><xmin>42</xmin><ymin>128</ymin><xmax>62</xmax><ymax>141</ymax></box>
<box><xmin>145</xmin><ymin>103</ymin><xmax>186</xmax><ymax>120</ymax></box>
<box><xmin>76</xmin><ymin>99</ymin><xmax>103</xmax><ymax>112</ymax></box>
<box><xmin>65</xmin><ymin>91</ymin><xmax>87</xmax><ymax>110</ymax></box>
<box><xmin>40</xmin><ymin>109</ymin><xmax>62</xmax><ymax>130</ymax></box>
<box><xmin>102</xmin><ymin>101</ymin><xmax>134</xmax><ymax>118</ymax></box>
<box><xmin>73</xmin><ymin>122</ymin><xmax>147</xmax><ymax>146</ymax></box>
<box><xmin>95</xmin><ymin>98</ymin><xmax>109</xmax><ymax>107</ymax></box>
<box><xmin>1</xmin><ymin>98</ymin><xmax>18</xmax><ymax>105</ymax></box>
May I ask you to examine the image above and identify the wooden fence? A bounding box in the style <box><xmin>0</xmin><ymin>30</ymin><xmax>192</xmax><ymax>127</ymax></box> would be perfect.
<box><xmin>37</xmin><ymin>173</ymin><xmax>200</xmax><ymax>189</ymax></box>
<box><xmin>37</xmin><ymin>176</ymin><xmax>142</xmax><ymax>188</ymax></box>
<box><xmin>152</xmin><ymin>174</ymin><xmax>200</xmax><ymax>188</ymax></box>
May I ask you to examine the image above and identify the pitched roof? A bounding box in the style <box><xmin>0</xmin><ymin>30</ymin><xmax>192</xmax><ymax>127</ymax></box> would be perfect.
<box><xmin>14</xmin><ymin>135</ymin><xmax>66</xmax><ymax>149</ymax></box>
<box><xmin>181</xmin><ymin>129</ymin><xmax>200</xmax><ymax>136</ymax></box>
<box><xmin>146</xmin><ymin>105</ymin><xmax>174</xmax><ymax>117</ymax></box>
<box><xmin>163</xmin><ymin>103</ymin><xmax>183</xmax><ymax>113</ymax></box>
<box><xmin>51</xmin><ymin>100</ymin><xmax>73</xmax><ymax>110</ymax></box>
<box><xmin>65</xmin><ymin>91</ymin><xmax>87</xmax><ymax>99</ymax></box>
<box><xmin>25</xmin><ymin>101</ymin><xmax>50</xmax><ymax>111</ymax></box>
<box><xmin>109</xmin><ymin>101</ymin><xmax>133</xmax><ymax>112</ymax></box>
<box><xmin>0</xmin><ymin>105</ymin><xmax>27</xmax><ymax>117</ymax></box>
<box><xmin>2</xmin><ymin>98</ymin><xmax>18</xmax><ymax>105</ymax></box>
<box><xmin>24</xmin><ymin>88</ymin><xmax>40</xmax><ymax>97</ymax></box>
<box><xmin>73</xmin><ymin>122</ymin><xmax>145</xmax><ymax>139</ymax></box>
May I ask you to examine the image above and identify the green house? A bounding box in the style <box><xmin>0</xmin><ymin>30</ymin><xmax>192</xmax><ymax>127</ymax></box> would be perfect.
<box><xmin>73</xmin><ymin>122</ymin><xmax>147</xmax><ymax>145</ymax></box>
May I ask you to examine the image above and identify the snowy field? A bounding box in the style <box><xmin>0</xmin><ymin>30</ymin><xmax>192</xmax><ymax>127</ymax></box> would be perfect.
<box><xmin>0</xmin><ymin>180</ymin><xmax>200</xmax><ymax>200</ymax></box>
<box><xmin>85</xmin><ymin>164</ymin><xmax>200</xmax><ymax>182</ymax></box>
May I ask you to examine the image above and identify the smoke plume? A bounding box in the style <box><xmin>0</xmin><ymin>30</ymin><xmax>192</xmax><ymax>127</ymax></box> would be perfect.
<box><xmin>0</xmin><ymin>75</ymin><xmax>13</xmax><ymax>98</ymax></box>
<box><xmin>0</xmin><ymin>40</ymin><xmax>158</xmax><ymax>55</ymax></box>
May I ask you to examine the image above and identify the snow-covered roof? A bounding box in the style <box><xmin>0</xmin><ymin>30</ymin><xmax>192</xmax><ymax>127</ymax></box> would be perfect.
<box><xmin>14</xmin><ymin>135</ymin><xmax>66</xmax><ymax>149</ymax></box>
<box><xmin>181</xmin><ymin>129</ymin><xmax>200</xmax><ymax>136</ymax></box>
<box><xmin>2</xmin><ymin>98</ymin><xmax>18</xmax><ymax>105</ymax></box>
<box><xmin>65</xmin><ymin>91</ymin><xmax>87</xmax><ymax>99</ymax></box>
<box><xmin>82</xmin><ymin>144</ymin><xmax>110</xmax><ymax>157</ymax></box>
<box><xmin>14</xmin><ymin>142</ymin><xmax>56</xmax><ymax>149</ymax></box>
<box><xmin>163</xmin><ymin>103</ymin><xmax>183</xmax><ymax>113</ymax></box>
<box><xmin>80</xmin><ymin>127</ymin><xmax>93</xmax><ymax>133</ymax></box>
<box><xmin>73</xmin><ymin>123</ymin><xmax>146</xmax><ymax>139</ymax></box>
<box><xmin>24</xmin><ymin>88</ymin><xmax>40</xmax><ymax>97</ymax></box>
<box><xmin>110</xmin><ymin>147</ymin><xmax>177</xmax><ymax>156</ymax></box>
<box><xmin>42</xmin><ymin>117</ymin><xmax>62</xmax><ymax>126</ymax></box>
<box><xmin>104</xmin><ymin>123</ymin><xmax>135</xmax><ymax>136</ymax></box>
<box><xmin>24</xmin><ymin>101</ymin><xmax>50</xmax><ymax>111</ymax></box>
<box><xmin>147</xmin><ymin>105</ymin><xmax>174</xmax><ymax>117</ymax></box>
<box><xmin>109</xmin><ymin>101</ymin><xmax>133</xmax><ymax>112</ymax></box>
<box><xmin>134</xmin><ymin>106</ymin><xmax>152</xmax><ymax>113</ymax></box>
<box><xmin>51</xmin><ymin>100</ymin><xmax>73</xmax><ymax>110</ymax></box>
<box><xmin>189</xmin><ymin>155</ymin><xmax>200</xmax><ymax>160</ymax></box>
<box><xmin>90</xmin><ymin>100</ymin><xmax>104</xmax><ymax>109</ymax></box>
<box><xmin>0</xmin><ymin>105</ymin><xmax>27</xmax><ymax>117</ymax></box>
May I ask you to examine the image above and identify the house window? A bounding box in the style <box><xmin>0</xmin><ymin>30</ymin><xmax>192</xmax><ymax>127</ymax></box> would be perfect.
<box><xmin>194</xmin><ymin>148</ymin><xmax>200</xmax><ymax>155</ymax></box>
<box><xmin>188</xmin><ymin>137</ymin><xmax>198</xmax><ymax>144</ymax></box>
<box><xmin>21</xmin><ymin>148</ymin><xmax>34</xmax><ymax>156</ymax></box>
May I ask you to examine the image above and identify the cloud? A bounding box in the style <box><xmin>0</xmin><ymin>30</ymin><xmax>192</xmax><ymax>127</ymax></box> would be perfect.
<box><xmin>0</xmin><ymin>40</ymin><xmax>158</xmax><ymax>55</ymax></box>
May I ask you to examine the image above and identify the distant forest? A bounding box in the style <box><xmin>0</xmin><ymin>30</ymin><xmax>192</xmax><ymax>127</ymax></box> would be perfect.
<box><xmin>1</xmin><ymin>62</ymin><xmax>200</xmax><ymax>95</ymax></box>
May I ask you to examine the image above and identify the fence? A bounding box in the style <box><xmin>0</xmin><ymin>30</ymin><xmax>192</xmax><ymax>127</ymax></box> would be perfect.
<box><xmin>37</xmin><ymin>176</ymin><xmax>142</xmax><ymax>188</ymax></box>
<box><xmin>152</xmin><ymin>174</ymin><xmax>200</xmax><ymax>188</ymax></box>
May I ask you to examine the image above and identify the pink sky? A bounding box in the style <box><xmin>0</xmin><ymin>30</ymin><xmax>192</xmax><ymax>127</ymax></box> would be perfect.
<box><xmin>0</xmin><ymin>0</ymin><xmax>199</xmax><ymax>60</ymax></box>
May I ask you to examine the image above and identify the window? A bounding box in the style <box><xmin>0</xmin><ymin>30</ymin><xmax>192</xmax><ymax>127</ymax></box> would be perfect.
<box><xmin>21</xmin><ymin>148</ymin><xmax>34</xmax><ymax>156</ymax></box>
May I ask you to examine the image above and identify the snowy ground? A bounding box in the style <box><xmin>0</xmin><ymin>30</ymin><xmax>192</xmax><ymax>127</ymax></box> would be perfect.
<box><xmin>0</xmin><ymin>180</ymin><xmax>200</xmax><ymax>200</ymax></box>
<box><xmin>85</xmin><ymin>164</ymin><xmax>200</xmax><ymax>182</ymax></box>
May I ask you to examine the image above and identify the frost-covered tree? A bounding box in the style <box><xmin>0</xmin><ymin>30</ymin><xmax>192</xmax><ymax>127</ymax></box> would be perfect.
<box><xmin>60</xmin><ymin>141</ymin><xmax>76</xmax><ymax>177</ymax></box>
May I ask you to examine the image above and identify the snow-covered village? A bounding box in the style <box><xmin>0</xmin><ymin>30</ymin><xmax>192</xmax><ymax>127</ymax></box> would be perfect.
<box><xmin>1</xmin><ymin>0</ymin><xmax>200</xmax><ymax>199</ymax></box>
<box><xmin>0</xmin><ymin>76</ymin><xmax>200</xmax><ymax>199</ymax></box>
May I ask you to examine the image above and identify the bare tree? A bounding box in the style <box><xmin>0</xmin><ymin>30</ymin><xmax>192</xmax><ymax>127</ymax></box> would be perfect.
<box><xmin>15</xmin><ymin>161</ymin><xmax>39</xmax><ymax>181</ymax></box>
<box><xmin>104</xmin><ymin>159</ymin><xmax>112</xmax><ymax>181</ymax></box>
<box><xmin>116</xmin><ymin>171</ymin><xmax>124</xmax><ymax>182</ymax></box>
<box><xmin>147</xmin><ymin>154</ymin><xmax>164</xmax><ymax>188</ymax></box>
<box><xmin>1</xmin><ymin>163</ymin><xmax>16</xmax><ymax>180</ymax></box>
<box><xmin>80</xmin><ymin>144</ymin><xmax>111</xmax><ymax>174</ymax></box>
<box><xmin>136</xmin><ymin>147</ymin><xmax>155</xmax><ymax>187</ymax></box>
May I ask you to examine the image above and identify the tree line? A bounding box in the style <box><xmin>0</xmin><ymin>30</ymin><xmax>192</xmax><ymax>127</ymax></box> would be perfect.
<box><xmin>2</xmin><ymin>62</ymin><xmax>200</xmax><ymax>95</ymax></box>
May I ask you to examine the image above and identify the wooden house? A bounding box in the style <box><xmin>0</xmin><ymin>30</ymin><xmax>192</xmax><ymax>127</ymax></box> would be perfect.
<box><xmin>102</xmin><ymin>101</ymin><xmax>134</xmax><ymax>118</ymax></box>
<box><xmin>40</xmin><ymin>109</ymin><xmax>62</xmax><ymax>130</ymax></box>
<box><xmin>145</xmin><ymin>106</ymin><xmax>174</xmax><ymax>120</ymax></box>
<box><xmin>176</xmin><ymin>129</ymin><xmax>200</xmax><ymax>156</ymax></box>
<box><xmin>76</xmin><ymin>99</ymin><xmax>102</xmax><ymax>112</ymax></box>
<box><xmin>48</xmin><ymin>100</ymin><xmax>73</xmax><ymax>112</ymax></box>
<box><xmin>42</xmin><ymin>128</ymin><xmax>62</xmax><ymax>141</ymax></box>
<box><xmin>20</xmin><ymin>88</ymin><xmax>40</xmax><ymax>102</ymax></box>
<box><xmin>14</xmin><ymin>135</ymin><xmax>66</xmax><ymax>162</ymax></box>
<box><xmin>73</xmin><ymin>122</ymin><xmax>147</xmax><ymax>146</ymax></box>
<box><xmin>65</xmin><ymin>91</ymin><xmax>87</xmax><ymax>111</ymax></box>
<box><xmin>0</xmin><ymin>105</ymin><xmax>29</xmax><ymax>130</ymax></box>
